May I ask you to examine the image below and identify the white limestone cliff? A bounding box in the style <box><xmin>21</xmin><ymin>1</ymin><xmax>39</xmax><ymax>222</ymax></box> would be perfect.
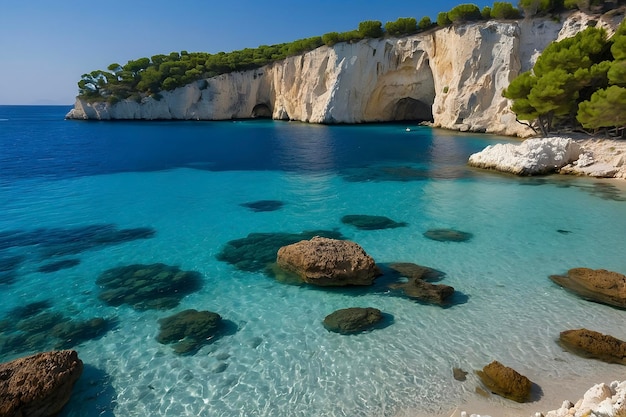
<box><xmin>66</xmin><ymin>10</ymin><xmax>623</xmax><ymax>137</ymax></box>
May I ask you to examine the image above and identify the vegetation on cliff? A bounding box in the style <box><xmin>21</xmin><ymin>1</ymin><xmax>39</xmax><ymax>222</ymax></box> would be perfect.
<box><xmin>76</xmin><ymin>1</ymin><xmax>624</xmax><ymax>109</ymax></box>
<box><xmin>76</xmin><ymin>2</ymin><xmax>519</xmax><ymax>102</ymax></box>
<box><xmin>504</xmin><ymin>18</ymin><xmax>626</xmax><ymax>136</ymax></box>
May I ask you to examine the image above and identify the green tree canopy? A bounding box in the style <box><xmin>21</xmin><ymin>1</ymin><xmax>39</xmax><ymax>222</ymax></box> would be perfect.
<box><xmin>448</xmin><ymin>4</ymin><xmax>483</xmax><ymax>23</ymax></box>
<box><xmin>385</xmin><ymin>17</ymin><xmax>418</xmax><ymax>37</ymax></box>
<box><xmin>491</xmin><ymin>2</ymin><xmax>522</xmax><ymax>18</ymax></box>
<box><xmin>577</xmin><ymin>85</ymin><xmax>626</xmax><ymax>131</ymax></box>
<box><xmin>437</xmin><ymin>12</ymin><xmax>452</xmax><ymax>26</ymax></box>
<box><xmin>418</xmin><ymin>16</ymin><xmax>433</xmax><ymax>30</ymax></box>
<box><xmin>506</xmin><ymin>20</ymin><xmax>625</xmax><ymax>136</ymax></box>
<box><xmin>358</xmin><ymin>20</ymin><xmax>384</xmax><ymax>38</ymax></box>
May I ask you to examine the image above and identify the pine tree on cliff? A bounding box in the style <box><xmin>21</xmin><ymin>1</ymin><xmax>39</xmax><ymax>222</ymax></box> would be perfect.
<box><xmin>503</xmin><ymin>26</ymin><xmax>613</xmax><ymax>135</ymax></box>
<box><xmin>577</xmin><ymin>20</ymin><xmax>626</xmax><ymax>136</ymax></box>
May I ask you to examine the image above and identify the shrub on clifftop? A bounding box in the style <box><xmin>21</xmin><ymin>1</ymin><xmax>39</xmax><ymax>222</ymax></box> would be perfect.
<box><xmin>448</xmin><ymin>4</ymin><xmax>483</xmax><ymax>23</ymax></box>
<box><xmin>385</xmin><ymin>17</ymin><xmax>418</xmax><ymax>36</ymax></box>
<box><xmin>358</xmin><ymin>20</ymin><xmax>384</xmax><ymax>38</ymax></box>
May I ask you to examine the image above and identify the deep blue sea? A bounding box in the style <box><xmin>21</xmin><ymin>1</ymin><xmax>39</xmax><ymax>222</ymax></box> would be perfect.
<box><xmin>1</xmin><ymin>105</ymin><xmax>626</xmax><ymax>417</ymax></box>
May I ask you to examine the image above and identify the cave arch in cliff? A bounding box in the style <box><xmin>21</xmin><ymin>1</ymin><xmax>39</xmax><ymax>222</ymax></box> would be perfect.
<box><xmin>392</xmin><ymin>98</ymin><xmax>433</xmax><ymax>122</ymax></box>
<box><xmin>251</xmin><ymin>103</ymin><xmax>272</xmax><ymax>119</ymax></box>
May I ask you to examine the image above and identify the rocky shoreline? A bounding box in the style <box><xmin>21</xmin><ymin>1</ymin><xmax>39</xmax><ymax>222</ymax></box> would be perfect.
<box><xmin>468</xmin><ymin>136</ymin><xmax>626</xmax><ymax>180</ymax></box>
<box><xmin>564</xmin><ymin>137</ymin><xmax>626</xmax><ymax>179</ymax></box>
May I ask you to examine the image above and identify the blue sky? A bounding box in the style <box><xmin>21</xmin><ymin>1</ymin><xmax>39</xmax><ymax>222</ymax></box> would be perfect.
<box><xmin>0</xmin><ymin>0</ymin><xmax>492</xmax><ymax>105</ymax></box>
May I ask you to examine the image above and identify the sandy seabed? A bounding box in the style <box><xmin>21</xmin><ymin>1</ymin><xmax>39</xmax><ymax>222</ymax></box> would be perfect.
<box><xmin>414</xmin><ymin>136</ymin><xmax>626</xmax><ymax>417</ymax></box>
<box><xmin>404</xmin><ymin>369</ymin><xmax>626</xmax><ymax>417</ymax></box>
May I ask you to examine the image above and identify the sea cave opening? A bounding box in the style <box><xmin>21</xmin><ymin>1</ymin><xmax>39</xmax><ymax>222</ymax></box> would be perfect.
<box><xmin>391</xmin><ymin>97</ymin><xmax>433</xmax><ymax>122</ymax></box>
<box><xmin>251</xmin><ymin>103</ymin><xmax>272</xmax><ymax>119</ymax></box>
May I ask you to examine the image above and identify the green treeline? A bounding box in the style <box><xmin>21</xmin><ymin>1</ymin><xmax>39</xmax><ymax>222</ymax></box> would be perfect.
<box><xmin>77</xmin><ymin>1</ymin><xmax>624</xmax><ymax>104</ymax></box>
<box><xmin>503</xmin><ymin>19</ymin><xmax>626</xmax><ymax>136</ymax></box>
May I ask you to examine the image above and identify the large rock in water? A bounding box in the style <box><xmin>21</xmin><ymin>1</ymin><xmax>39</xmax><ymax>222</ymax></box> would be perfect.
<box><xmin>276</xmin><ymin>236</ymin><xmax>381</xmax><ymax>286</ymax></box>
<box><xmin>476</xmin><ymin>360</ymin><xmax>532</xmax><ymax>403</ymax></box>
<box><xmin>468</xmin><ymin>137</ymin><xmax>582</xmax><ymax>175</ymax></box>
<box><xmin>549</xmin><ymin>268</ymin><xmax>626</xmax><ymax>309</ymax></box>
<box><xmin>559</xmin><ymin>328</ymin><xmax>626</xmax><ymax>365</ymax></box>
<box><xmin>323</xmin><ymin>307</ymin><xmax>384</xmax><ymax>334</ymax></box>
<box><xmin>0</xmin><ymin>350</ymin><xmax>83</xmax><ymax>417</ymax></box>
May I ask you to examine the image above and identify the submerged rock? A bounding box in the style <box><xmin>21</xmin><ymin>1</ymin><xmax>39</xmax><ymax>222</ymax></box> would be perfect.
<box><xmin>476</xmin><ymin>360</ymin><xmax>532</xmax><ymax>403</ymax></box>
<box><xmin>468</xmin><ymin>137</ymin><xmax>582</xmax><ymax>176</ymax></box>
<box><xmin>8</xmin><ymin>300</ymin><xmax>53</xmax><ymax>320</ymax></box>
<box><xmin>97</xmin><ymin>263</ymin><xmax>202</xmax><ymax>310</ymax></box>
<box><xmin>1</xmin><ymin>306</ymin><xmax>115</xmax><ymax>356</ymax></box>
<box><xmin>453</xmin><ymin>367</ymin><xmax>468</xmax><ymax>381</ymax></box>
<box><xmin>549</xmin><ymin>267</ymin><xmax>626</xmax><ymax>309</ymax></box>
<box><xmin>276</xmin><ymin>237</ymin><xmax>381</xmax><ymax>286</ymax></box>
<box><xmin>240</xmin><ymin>200</ymin><xmax>284</xmax><ymax>212</ymax></box>
<box><xmin>0</xmin><ymin>255</ymin><xmax>23</xmax><ymax>285</ymax></box>
<box><xmin>389</xmin><ymin>277</ymin><xmax>455</xmax><ymax>305</ymax></box>
<box><xmin>387</xmin><ymin>262</ymin><xmax>445</xmax><ymax>282</ymax></box>
<box><xmin>559</xmin><ymin>328</ymin><xmax>626</xmax><ymax>365</ymax></box>
<box><xmin>387</xmin><ymin>262</ymin><xmax>453</xmax><ymax>305</ymax></box>
<box><xmin>0</xmin><ymin>224</ymin><xmax>155</xmax><ymax>257</ymax></box>
<box><xmin>341</xmin><ymin>214</ymin><xmax>407</xmax><ymax>230</ymax></box>
<box><xmin>423</xmin><ymin>228</ymin><xmax>473</xmax><ymax>242</ymax></box>
<box><xmin>216</xmin><ymin>229</ymin><xmax>344</xmax><ymax>272</ymax></box>
<box><xmin>51</xmin><ymin>317</ymin><xmax>114</xmax><ymax>349</ymax></box>
<box><xmin>157</xmin><ymin>309</ymin><xmax>223</xmax><ymax>355</ymax></box>
<box><xmin>0</xmin><ymin>350</ymin><xmax>83</xmax><ymax>417</ymax></box>
<box><xmin>323</xmin><ymin>307</ymin><xmax>384</xmax><ymax>334</ymax></box>
<box><xmin>37</xmin><ymin>259</ymin><xmax>80</xmax><ymax>273</ymax></box>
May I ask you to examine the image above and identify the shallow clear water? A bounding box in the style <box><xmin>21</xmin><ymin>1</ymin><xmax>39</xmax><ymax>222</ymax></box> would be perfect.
<box><xmin>1</xmin><ymin>106</ymin><xmax>625</xmax><ymax>417</ymax></box>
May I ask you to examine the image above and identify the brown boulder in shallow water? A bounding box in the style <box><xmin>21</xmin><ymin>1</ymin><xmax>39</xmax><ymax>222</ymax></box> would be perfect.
<box><xmin>476</xmin><ymin>360</ymin><xmax>532</xmax><ymax>403</ymax></box>
<box><xmin>390</xmin><ymin>278</ymin><xmax>454</xmax><ymax>304</ymax></box>
<box><xmin>549</xmin><ymin>268</ymin><xmax>626</xmax><ymax>309</ymax></box>
<box><xmin>387</xmin><ymin>262</ymin><xmax>444</xmax><ymax>281</ymax></box>
<box><xmin>559</xmin><ymin>328</ymin><xmax>626</xmax><ymax>365</ymax></box>
<box><xmin>276</xmin><ymin>236</ymin><xmax>381</xmax><ymax>286</ymax></box>
<box><xmin>387</xmin><ymin>262</ymin><xmax>453</xmax><ymax>304</ymax></box>
<box><xmin>0</xmin><ymin>350</ymin><xmax>83</xmax><ymax>417</ymax></box>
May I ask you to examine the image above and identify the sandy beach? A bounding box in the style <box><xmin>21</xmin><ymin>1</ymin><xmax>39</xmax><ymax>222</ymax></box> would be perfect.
<box><xmin>401</xmin><ymin>368</ymin><xmax>626</xmax><ymax>417</ymax></box>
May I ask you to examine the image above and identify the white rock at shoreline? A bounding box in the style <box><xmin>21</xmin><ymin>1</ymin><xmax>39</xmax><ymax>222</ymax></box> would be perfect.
<box><xmin>544</xmin><ymin>380</ymin><xmax>626</xmax><ymax>417</ymax></box>
<box><xmin>467</xmin><ymin>137</ymin><xmax>582</xmax><ymax>175</ymax></box>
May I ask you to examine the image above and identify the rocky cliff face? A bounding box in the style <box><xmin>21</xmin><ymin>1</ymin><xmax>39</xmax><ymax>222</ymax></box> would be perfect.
<box><xmin>66</xmin><ymin>11</ymin><xmax>624</xmax><ymax>137</ymax></box>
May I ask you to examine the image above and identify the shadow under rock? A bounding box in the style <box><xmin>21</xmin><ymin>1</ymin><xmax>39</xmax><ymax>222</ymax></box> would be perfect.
<box><xmin>58</xmin><ymin>364</ymin><xmax>117</xmax><ymax>417</ymax></box>
<box><xmin>529</xmin><ymin>382</ymin><xmax>544</xmax><ymax>403</ymax></box>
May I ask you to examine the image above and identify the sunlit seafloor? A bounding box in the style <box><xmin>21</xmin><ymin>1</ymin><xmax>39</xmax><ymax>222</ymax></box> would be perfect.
<box><xmin>1</xmin><ymin>106</ymin><xmax>625</xmax><ymax>417</ymax></box>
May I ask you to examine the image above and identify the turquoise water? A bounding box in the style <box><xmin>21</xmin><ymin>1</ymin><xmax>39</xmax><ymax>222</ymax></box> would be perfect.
<box><xmin>1</xmin><ymin>106</ymin><xmax>625</xmax><ymax>416</ymax></box>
